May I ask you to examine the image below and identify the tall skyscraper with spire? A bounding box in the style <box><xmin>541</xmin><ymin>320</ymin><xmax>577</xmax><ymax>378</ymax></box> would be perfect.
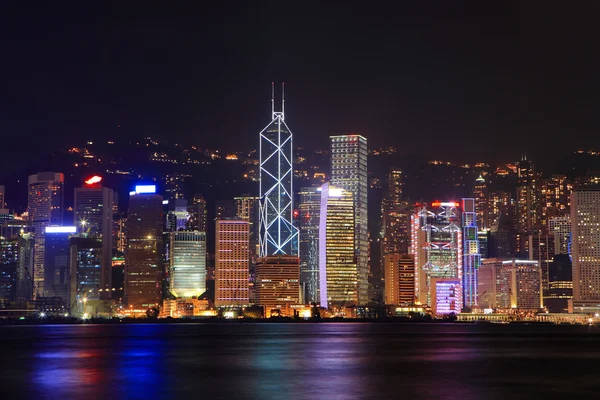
<box><xmin>330</xmin><ymin>134</ymin><xmax>368</xmax><ymax>305</ymax></box>
<box><xmin>258</xmin><ymin>83</ymin><xmax>298</xmax><ymax>257</ymax></box>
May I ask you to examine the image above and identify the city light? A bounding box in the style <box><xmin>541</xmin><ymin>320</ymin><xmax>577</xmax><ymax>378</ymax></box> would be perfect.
<box><xmin>134</xmin><ymin>185</ymin><xmax>157</xmax><ymax>194</ymax></box>
<box><xmin>45</xmin><ymin>226</ymin><xmax>77</xmax><ymax>233</ymax></box>
<box><xmin>84</xmin><ymin>175</ymin><xmax>103</xmax><ymax>185</ymax></box>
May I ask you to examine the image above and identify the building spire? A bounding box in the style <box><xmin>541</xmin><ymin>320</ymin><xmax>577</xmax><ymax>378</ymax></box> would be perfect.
<box><xmin>271</xmin><ymin>82</ymin><xmax>275</xmax><ymax>118</ymax></box>
<box><xmin>282</xmin><ymin>82</ymin><xmax>285</xmax><ymax>120</ymax></box>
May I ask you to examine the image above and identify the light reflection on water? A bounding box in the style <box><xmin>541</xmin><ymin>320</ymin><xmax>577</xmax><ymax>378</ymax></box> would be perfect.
<box><xmin>0</xmin><ymin>323</ymin><xmax>600</xmax><ymax>399</ymax></box>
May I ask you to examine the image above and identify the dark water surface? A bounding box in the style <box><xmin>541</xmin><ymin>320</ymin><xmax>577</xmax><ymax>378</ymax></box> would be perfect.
<box><xmin>1</xmin><ymin>323</ymin><xmax>599</xmax><ymax>399</ymax></box>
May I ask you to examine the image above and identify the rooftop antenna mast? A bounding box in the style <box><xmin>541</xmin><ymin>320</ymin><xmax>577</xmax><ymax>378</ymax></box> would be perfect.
<box><xmin>271</xmin><ymin>82</ymin><xmax>275</xmax><ymax>118</ymax></box>
<box><xmin>282</xmin><ymin>82</ymin><xmax>285</xmax><ymax>120</ymax></box>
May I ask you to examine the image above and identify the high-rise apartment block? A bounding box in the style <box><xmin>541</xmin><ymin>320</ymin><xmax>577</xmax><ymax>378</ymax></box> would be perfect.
<box><xmin>125</xmin><ymin>185</ymin><xmax>163</xmax><ymax>311</ymax></box>
<box><xmin>318</xmin><ymin>183</ymin><xmax>356</xmax><ymax>309</ymax></box>
<box><xmin>28</xmin><ymin>172</ymin><xmax>64</xmax><ymax>298</ymax></box>
<box><xmin>215</xmin><ymin>220</ymin><xmax>249</xmax><ymax>307</ymax></box>
<box><xmin>330</xmin><ymin>134</ymin><xmax>368</xmax><ymax>305</ymax></box>
<box><xmin>169</xmin><ymin>231</ymin><xmax>206</xmax><ymax>298</ymax></box>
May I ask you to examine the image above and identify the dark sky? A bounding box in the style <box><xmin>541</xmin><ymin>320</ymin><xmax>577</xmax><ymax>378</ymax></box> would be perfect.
<box><xmin>1</xmin><ymin>2</ymin><xmax>600</xmax><ymax>168</ymax></box>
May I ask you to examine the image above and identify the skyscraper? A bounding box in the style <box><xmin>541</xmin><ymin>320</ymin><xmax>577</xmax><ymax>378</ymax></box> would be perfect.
<box><xmin>516</xmin><ymin>158</ymin><xmax>540</xmax><ymax>251</ymax></box>
<box><xmin>473</xmin><ymin>175</ymin><xmax>489</xmax><ymax>230</ymax></box>
<box><xmin>539</xmin><ymin>175</ymin><xmax>571</xmax><ymax>232</ymax></box>
<box><xmin>74</xmin><ymin>176</ymin><xmax>114</xmax><ymax>298</ymax></box>
<box><xmin>169</xmin><ymin>231</ymin><xmax>206</xmax><ymax>298</ymax></box>
<box><xmin>258</xmin><ymin>83</ymin><xmax>298</xmax><ymax>257</ymax></box>
<box><xmin>215</xmin><ymin>219</ymin><xmax>249</xmax><ymax>307</ymax></box>
<box><xmin>500</xmin><ymin>260</ymin><xmax>542</xmax><ymax>310</ymax></box>
<box><xmin>125</xmin><ymin>185</ymin><xmax>163</xmax><ymax>312</ymax></box>
<box><xmin>69</xmin><ymin>236</ymin><xmax>103</xmax><ymax>311</ymax></box>
<box><xmin>28</xmin><ymin>172</ymin><xmax>64</xmax><ymax>298</ymax></box>
<box><xmin>528</xmin><ymin>232</ymin><xmax>555</xmax><ymax>292</ymax></box>
<box><xmin>255</xmin><ymin>255</ymin><xmax>300</xmax><ymax>316</ymax></box>
<box><xmin>383</xmin><ymin>253</ymin><xmax>415</xmax><ymax>306</ymax></box>
<box><xmin>571</xmin><ymin>188</ymin><xmax>600</xmax><ymax>310</ymax></box>
<box><xmin>187</xmin><ymin>194</ymin><xmax>207</xmax><ymax>232</ymax></box>
<box><xmin>411</xmin><ymin>202</ymin><xmax>462</xmax><ymax>307</ymax></box>
<box><xmin>330</xmin><ymin>134</ymin><xmax>368</xmax><ymax>305</ymax></box>
<box><xmin>462</xmin><ymin>198</ymin><xmax>481</xmax><ymax>307</ymax></box>
<box><xmin>381</xmin><ymin>169</ymin><xmax>410</xmax><ymax>256</ymax></box>
<box><xmin>298</xmin><ymin>187</ymin><xmax>321</xmax><ymax>304</ymax></box>
<box><xmin>549</xmin><ymin>216</ymin><xmax>571</xmax><ymax>255</ymax></box>
<box><xmin>319</xmin><ymin>183</ymin><xmax>356</xmax><ymax>309</ymax></box>
<box><xmin>44</xmin><ymin>226</ymin><xmax>76</xmax><ymax>306</ymax></box>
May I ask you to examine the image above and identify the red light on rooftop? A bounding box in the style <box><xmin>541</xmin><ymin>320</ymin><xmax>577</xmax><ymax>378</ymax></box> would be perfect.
<box><xmin>85</xmin><ymin>175</ymin><xmax>102</xmax><ymax>185</ymax></box>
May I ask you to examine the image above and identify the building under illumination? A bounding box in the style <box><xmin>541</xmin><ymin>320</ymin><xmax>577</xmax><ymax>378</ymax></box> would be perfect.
<box><xmin>383</xmin><ymin>253</ymin><xmax>415</xmax><ymax>305</ymax></box>
<box><xmin>187</xmin><ymin>194</ymin><xmax>207</xmax><ymax>232</ymax></box>
<box><xmin>330</xmin><ymin>134</ymin><xmax>368</xmax><ymax>305</ymax></box>
<box><xmin>125</xmin><ymin>185</ymin><xmax>163</xmax><ymax>311</ymax></box>
<box><xmin>169</xmin><ymin>231</ymin><xmax>206</xmax><ymax>298</ymax></box>
<box><xmin>255</xmin><ymin>255</ymin><xmax>300</xmax><ymax>316</ymax></box>
<box><xmin>215</xmin><ymin>219</ymin><xmax>250</xmax><ymax>307</ymax></box>
<box><xmin>69</xmin><ymin>236</ymin><xmax>103</xmax><ymax>315</ymax></box>
<box><xmin>381</xmin><ymin>169</ymin><xmax>410</xmax><ymax>256</ymax></box>
<box><xmin>499</xmin><ymin>259</ymin><xmax>542</xmax><ymax>310</ymax></box>
<box><xmin>319</xmin><ymin>183</ymin><xmax>356</xmax><ymax>309</ymax></box>
<box><xmin>462</xmin><ymin>198</ymin><xmax>481</xmax><ymax>307</ymax></box>
<box><xmin>431</xmin><ymin>277</ymin><xmax>461</xmax><ymax>316</ymax></box>
<box><xmin>28</xmin><ymin>172</ymin><xmax>64</xmax><ymax>298</ymax></box>
<box><xmin>298</xmin><ymin>187</ymin><xmax>321</xmax><ymax>304</ymax></box>
<box><xmin>516</xmin><ymin>158</ymin><xmax>540</xmax><ymax>252</ymax></box>
<box><xmin>571</xmin><ymin>188</ymin><xmax>600</xmax><ymax>310</ymax></box>
<box><xmin>549</xmin><ymin>216</ymin><xmax>571</xmax><ymax>256</ymax></box>
<box><xmin>258</xmin><ymin>84</ymin><xmax>298</xmax><ymax>257</ymax></box>
<box><xmin>74</xmin><ymin>176</ymin><xmax>114</xmax><ymax>298</ymax></box>
<box><xmin>43</xmin><ymin>226</ymin><xmax>76</xmax><ymax>306</ymax></box>
<box><xmin>473</xmin><ymin>175</ymin><xmax>489</xmax><ymax>230</ymax></box>
<box><xmin>411</xmin><ymin>202</ymin><xmax>462</xmax><ymax>308</ymax></box>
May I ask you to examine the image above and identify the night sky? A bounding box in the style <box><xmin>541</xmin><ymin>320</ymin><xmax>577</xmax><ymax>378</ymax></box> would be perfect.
<box><xmin>2</xmin><ymin>2</ymin><xmax>600</xmax><ymax>168</ymax></box>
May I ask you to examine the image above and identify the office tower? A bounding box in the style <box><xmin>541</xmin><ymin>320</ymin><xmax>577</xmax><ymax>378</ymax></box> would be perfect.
<box><xmin>215</xmin><ymin>200</ymin><xmax>236</xmax><ymax>220</ymax></box>
<box><xmin>330</xmin><ymin>134</ymin><xmax>368</xmax><ymax>305</ymax></box>
<box><xmin>115</xmin><ymin>214</ymin><xmax>127</xmax><ymax>253</ymax></box>
<box><xmin>163</xmin><ymin>173</ymin><xmax>189</xmax><ymax>201</ymax></box>
<box><xmin>318</xmin><ymin>183</ymin><xmax>356</xmax><ymax>309</ymax></box>
<box><xmin>298</xmin><ymin>187</ymin><xmax>321</xmax><ymax>304</ymax></box>
<box><xmin>478</xmin><ymin>230</ymin><xmax>490</xmax><ymax>258</ymax></box>
<box><xmin>381</xmin><ymin>169</ymin><xmax>410</xmax><ymax>256</ymax></box>
<box><xmin>383</xmin><ymin>253</ymin><xmax>415</xmax><ymax>306</ymax></box>
<box><xmin>258</xmin><ymin>83</ymin><xmax>298</xmax><ymax>257</ymax></box>
<box><xmin>528</xmin><ymin>233</ymin><xmax>555</xmax><ymax>291</ymax></box>
<box><xmin>477</xmin><ymin>258</ymin><xmax>502</xmax><ymax>309</ymax></box>
<box><xmin>16</xmin><ymin>233</ymin><xmax>34</xmax><ymax>304</ymax></box>
<box><xmin>499</xmin><ymin>260</ymin><xmax>542</xmax><ymax>310</ymax></box>
<box><xmin>69</xmin><ymin>236</ymin><xmax>102</xmax><ymax>314</ymax></box>
<box><xmin>411</xmin><ymin>202</ymin><xmax>462</xmax><ymax>307</ymax></box>
<box><xmin>539</xmin><ymin>175</ymin><xmax>571</xmax><ymax>232</ymax></box>
<box><xmin>169</xmin><ymin>231</ymin><xmax>206</xmax><ymax>298</ymax></box>
<box><xmin>431</xmin><ymin>277</ymin><xmax>461</xmax><ymax>316</ymax></box>
<box><xmin>255</xmin><ymin>255</ymin><xmax>300</xmax><ymax>316</ymax></box>
<box><xmin>0</xmin><ymin>234</ymin><xmax>18</xmax><ymax>302</ymax></box>
<box><xmin>549</xmin><ymin>216</ymin><xmax>571</xmax><ymax>256</ymax></box>
<box><xmin>462</xmin><ymin>198</ymin><xmax>481</xmax><ymax>308</ymax></box>
<box><xmin>234</xmin><ymin>195</ymin><xmax>260</xmax><ymax>280</ymax></box>
<box><xmin>43</xmin><ymin>226</ymin><xmax>76</xmax><ymax>306</ymax></box>
<box><xmin>166</xmin><ymin>199</ymin><xmax>189</xmax><ymax>232</ymax></box>
<box><xmin>74</xmin><ymin>176</ymin><xmax>114</xmax><ymax>298</ymax></box>
<box><xmin>125</xmin><ymin>185</ymin><xmax>163</xmax><ymax>311</ymax></box>
<box><xmin>516</xmin><ymin>158</ymin><xmax>540</xmax><ymax>250</ymax></box>
<box><xmin>215</xmin><ymin>220</ymin><xmax>249</xmax><ymax>307</ymax></box>
<box><xmin>571</xmin><ymin>188</ymin><xmax>600</xmax><ymax>309</ymax></box>
<box><xmin>488</xmin><ymin>190</ymin><xmax>513</xmax><ymax>230</ymax></box>
<box><xmin>187</xmin><ymin>195</ymin><xmax>207</xmax><ymax>232</ymax></box>
<box><xmin>27</xmin><ymin>172</ymin><xmax>64</xmax><ymax>298</ymax></box>
<box><xmin>473</xmin><ymin>175</ymin><xmax>489</xmax><ymax>230</ymax></box>
<box><xmin>544</xmin><ymin>254</ymin><xmax>572</xmax><ymax>313</ymax></box>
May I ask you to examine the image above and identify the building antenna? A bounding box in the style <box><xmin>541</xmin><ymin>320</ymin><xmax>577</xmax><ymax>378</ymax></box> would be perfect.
<box><xmin>271</xmin><ymin>82</ymin><xmax>275</xmax><ymax>117</ymax></box>
<box><xmin>282</xmin><ymin>82</ymin><xmax>285</xmax><ymax>120</ymax></box>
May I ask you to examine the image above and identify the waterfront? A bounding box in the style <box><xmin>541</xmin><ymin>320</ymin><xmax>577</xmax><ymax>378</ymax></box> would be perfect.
<box><xmin>1</xmin><ymin>323</ymin><xmax>600</xmax><ymax>399</ymax></box>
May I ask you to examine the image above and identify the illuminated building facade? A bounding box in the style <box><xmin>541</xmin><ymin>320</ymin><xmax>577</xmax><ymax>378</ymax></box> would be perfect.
<box><xmin>431</xmin><ymin>277</ymin><xmax>461</xmax><ymax>315</ymax></box>
<box><xmin>16</xmin><ymin>233</ymin><xmax>34</xmax><ymax>303</ymax></box>
<box><xmin>571</xmin><ymin>188</ymin><xmax>600</xmax><ymax>305</ymax></box>
<box><xmin>473</xmin><ymin>175</ymin><xmax>489</xmax><ymax>230</ymax></box>
<box><xmin>383</xmin><ymin>253</ymin><xmax>415</xmax><ymax>305</ymax></box>
<box><xmin>499</xmin><ymin>260</ymin><xmax>542</xmax><ymax>310</ymax></box>
<box><xmin>462</xmin><ymin>198</ymin><xmax>481</xmax><ymax>307</ymax></box>
<box><xmin>539</xmin><ymin>174</ymin><xmax>571</xmax><ymax>232</ymax></box>
<box><xmin>43</xmin><ymin>226</ymin><xmax>76</xmax><ymax>306</ymax></box>
<box><xmin>166</xmin><ymin>199</ymin><xmax>189</xmax><ymax>232</ymax></box>
<box><xmin>516</xmin><ymin>158</ymin><xmax>540</xmax><ymax>251</ymax></box>
<box><xmin>69</xmin><ymin>236</ymin><xmax>102</xmax><ymax>314</ymax></box>
<box><xmin>27</xmin><ymin>172</ymin><xmax>64</xmax><ymax>298</ymax></box>
<box><xmin>74</xmin><ymin>177</ymin><xmax>114</xmax><ymax>298</ymax></box>
<box><xmin>549</xmin><ymin>216</ymin><xmax>571</xmax><ymax>256</ymax></box>
<box><xmin>477</xmin><ymin>258</ymin><xmax>503</xmax><ymax>309</ymax></box>
<box><xmin>125</xmin><ymin>185</ymin><xmax>163</xmax><ymax>311</ymax></box>
<box><xmin>0</xmin><ymin>233</ymin><xmax>18</xmax><ymax>301</ymax></box>
<box><xmin>330</xmin><ymin>134</ymin><xmax>368</xmax><ymax>305</ymax></box>
<box><xmin>298</xmin><ymin>187</ymin><xmax>321</xmax><ymax>304</ymax></box>
<box><xmin>187</xmin><ymin>194</ymin><xmax>207</xmax><ymax>232</ymax></box>
<box><xmin>319</xmin><ymin>183</ymin><xmax>356</xmax><ymax>309</ymax></box>
<box><xmin>544</xmin><ymin>254</ymin><xmax>572</xmax><ymax>313</ymax></box>
<box><xmin>527</xmin><ymin>233</ymin><xmax>555</xmax><ymax>291</ymax></box>
<box><xmin>381</xmin><ymin>169</ymin><xmax>410</xmax><ymax>256</ymax></box>
<box><xmin>488</xmin><ymin>190</ymin><xmax>513</xmax><ymax>230</ymax></box>
<box><xmin>255</xmin><ymin>255</ymin><xmax>300</xmax><ymax>316</ymax></box>
<box><xmin>169</xmin><ymin>231</ymin><xmax>206</xmax><ymax>298</ymax></box>
<box><xmin>411</xmin><ymin>202</ymin><xmax>462</xmax><ymax>308</ymax></box>
<box><xmin>258</xmin><ymin>83</ymin><xmax>298</xmax><ymax>257</ymax></box>
<box><xmin>215</xmin><ymin>220</ymin><xmax>249</xmax><ymax>306</ymax></box>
